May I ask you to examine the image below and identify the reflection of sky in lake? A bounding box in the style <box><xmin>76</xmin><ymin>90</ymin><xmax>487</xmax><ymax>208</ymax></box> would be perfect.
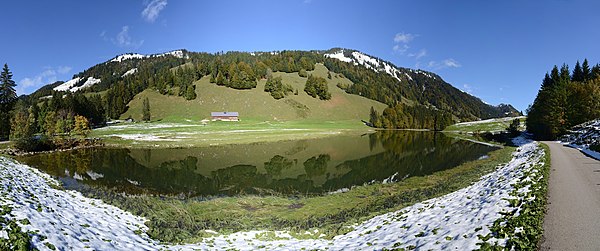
<box><xmin>18</xmin><ymin>131</ymin><xmax>496</xmax><ymax>198</ymax></box>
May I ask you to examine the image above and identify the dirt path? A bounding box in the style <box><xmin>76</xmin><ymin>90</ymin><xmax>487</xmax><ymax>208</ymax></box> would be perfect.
<box><xmin>540</xmin><ymin>142</ymin><xmax>600</xmax><ymax>250</ymax></box>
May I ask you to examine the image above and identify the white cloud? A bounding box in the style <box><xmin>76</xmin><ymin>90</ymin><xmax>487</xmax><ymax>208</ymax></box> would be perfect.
<box><xmin>142</xmin><ymin>0</ymin><xmax>168</xmax><ymax>23</ymax></box>
<box><xmin>443</xmin><ymin>58</ymin><xmax>461</xmax><ymax>68</ymax></box>
<box><xmin>392</xmin><ymin>44</ymin><xmax>409</xmax><ymax>53</ymax></box>
<box><xmin>113</xmin><ymin>26</ymin><xmax>144</xmax><ymax>48</ymax></box>
<box><xmin>426</xmin><ymin>59</ymin><xmax>462</xmax><ymax>70</ymax></box>
<box><xmin>57</xmin><ymin>66</ymin><xmax>72</xmax><ymax>75</ymax></box>
<box><xmin>16</xmin><ymin>66</ymin><xmax>71</xmax><ymax>95</ymax></box>
<box><xmin>408</xmin><ymin>49</ymin><xmax>427</xmax><ymax>59</ymax></box>
<box><xmin>392</xmin><ymin>32</ymin><xmax>419</xmax><ymax>55</ymax></box>
<box><xmin>392</xmin><ymin>32</ymin><xmax>459</xmax><ymax>70</ymax></box>
<box><xmin>393</xmin><ymin>33</ymin><xmax>416</xmax><ymax>43</ymax></box>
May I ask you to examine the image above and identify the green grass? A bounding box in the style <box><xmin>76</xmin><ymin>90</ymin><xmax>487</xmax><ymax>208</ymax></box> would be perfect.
<box><xmin>0</xmin><ymin>204</ymin><xmax>36</xmax><ymax>250</ymax></box>
<box><xmin>0</xmin><ymin>142</ymin><xmax>11</xmax><ymax>151</ymax></box>
<box><xmin>90</xmin><ymin>119</ymin><xmax>373</xmax><ymax>148</ymax></box>
<box><xmin>121</xmin><ymin>63</ymin><xmax>387</xmax><ymax>123</ymax></box>
<box><xmin>95</xmin><ymin>145</ymin><xmax>516</xmax><ymax>244</ymax></box>
<box><xmin>95</xmin><ymin>63</ymin><xmax>387</xmax><ymax>148</ymax></box>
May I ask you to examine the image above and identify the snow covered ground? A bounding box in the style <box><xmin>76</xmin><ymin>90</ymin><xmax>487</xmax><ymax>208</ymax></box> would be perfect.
<box><xmin>0</xmin><ymin>138</ymin><xmax>544</xmax><ymax>250</ymax></box>
<box><xmin>52</xmin><ymin>77</ymin><xmax>101</xmax><ymax>93</ymax></box>
<box><xmin>122</xmin><ymin>68</ymin><xmax>138</xmax><ymax>77</ymax></box>
<box><xmin>324</xmin><ymin>49</ymin><xmax>412</xmax><ymax>83</ymax></box>
<box><xmin>110</xmin><ymin>50</ymin><xmax>186</xmax><ymax>63</ymax></box>
<box><xmin>453</xmin><ymin>116</ymin><xmax>525</xmax><ymax>127</ymax></box>
<box><xmin>560</xmin><ymin>119</ymin><xmax>600</xmax><ymax>160</ymax></box>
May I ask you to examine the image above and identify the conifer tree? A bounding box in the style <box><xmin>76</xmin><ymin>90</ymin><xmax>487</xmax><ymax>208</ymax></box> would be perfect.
<box><xmin>582</xmin><ymin>59</ymin><xmax>591</xmax><ymax>80</ymax></box>
<box><xmin>216</xmin><ymin>71</ymin><xmax>225</xmax><ymax>86</ymax></box>
<box><xmin>572</xmin><ymin>60</ymin><xmax>583</xmax><ymax>81</ymax></box>
<box><xmin>592</xmin><ymin>64</ymin><xmax>600</xmax><ymax>78</ymax></box>
<box><xmin>0</xmin><ymin>64</ymin><xmax>17</xmax><ymax>140</ymax></box>
<box><xmin>184</xmin><ymin>84</ymin><xmax>196</xmax><ymax>100</ymax></box>
<box><xmin>142</xmin><ymin>97</ymin><xmax>151</xmax><ymax>122</ymax></box>
<box><xmin>0</xmin><ymin>64</ymin><xmax>17</xmax><ymax>106</ymax></box>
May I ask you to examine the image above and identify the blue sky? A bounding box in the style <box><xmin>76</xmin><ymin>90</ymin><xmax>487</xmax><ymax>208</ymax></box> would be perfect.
<box><xmin>1</xmin><ymin>0</ymin><xmax>599</xmax><ymax>112</ymax></box>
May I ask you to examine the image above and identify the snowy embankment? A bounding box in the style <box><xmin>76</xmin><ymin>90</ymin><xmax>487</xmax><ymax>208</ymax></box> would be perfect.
<box><xmin>0</xmin><ymin>138</ymin><xmax>545</xmax><ymax>250</ymax></box>
<box><xmin>453</xmin><ymin>116</ymin><xmax>525</xmax><ymax>127</ymax></box>
<box><xmin>561</xmin><ymin>119</ymin><xmax>600</xmax><ymax>160</ymax></box>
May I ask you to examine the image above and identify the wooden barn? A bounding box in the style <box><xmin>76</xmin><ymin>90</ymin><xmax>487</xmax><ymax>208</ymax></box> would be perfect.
<box><xmin>211</xmin><ymin>112</ymin><xmax>239</xmax><ymax>121</ymax></box>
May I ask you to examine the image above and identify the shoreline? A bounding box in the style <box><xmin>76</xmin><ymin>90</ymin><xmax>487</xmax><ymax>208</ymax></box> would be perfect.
<box><xmin>0</xmin><ymin>137</ymin><xmax>546</xmax><ymax>250</ymax></box>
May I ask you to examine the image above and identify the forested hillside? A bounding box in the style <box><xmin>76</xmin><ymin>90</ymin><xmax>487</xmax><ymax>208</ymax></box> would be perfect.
<box><xmin>527</xmin><ymin>59</ymin><xmax>600</xmax><ymax>139</ymax></box>
<box><xmin>15</xmin><ymin>48</ymin><xmax>519</xmax><ymax>134</ymax></box>
<box><xmin>322</xmin><ymin>49</ymin><xmax>519</xmax><ymax>121</ymax></box>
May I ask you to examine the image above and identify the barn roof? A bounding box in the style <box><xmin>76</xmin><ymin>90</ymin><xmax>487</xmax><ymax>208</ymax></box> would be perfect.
<box><xmin>211</xmin><ymin>112</ymin><xmax>239</xmax><ymax>117</ymax></box>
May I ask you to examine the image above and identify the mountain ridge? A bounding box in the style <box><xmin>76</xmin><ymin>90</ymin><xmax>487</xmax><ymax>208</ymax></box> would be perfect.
<box><xmin>24</xmin><ymin>48</ymin><xmax>519</xmax><ymax>127</ymax></box>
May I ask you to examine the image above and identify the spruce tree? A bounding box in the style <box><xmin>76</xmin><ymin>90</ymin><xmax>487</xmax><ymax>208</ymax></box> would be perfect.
<box><xmin>582</xmin><ymin>59</ymin><xmax>591</xmax><ymax>80</ymax></box>
<box><xmin>142</xmin><ymin>97</ymin><xmax>151</xmax><ymax>122</ymax></box>
<box><xmin>0</xmin><ymin>64</ymin><xmax>17</xmax><ymax>105</ymax></box>
<box><xmin>0</xmin><ymin>64</ymin><xmax>17</xmax><ymax>140</ymax></box>
<box><xmin>592</xmin><ymin>64</ymin><xmax>600</xmax><ymax>78</ymax></box>
<box><xmin>184</xmin><ymin>85</ymin><xmax>196</xmax><ymax>100</ymax></box>
<box><xmin>572</xmin><ymin>60</ymin><xmax>583</xmax><ymax>81</ymax></box>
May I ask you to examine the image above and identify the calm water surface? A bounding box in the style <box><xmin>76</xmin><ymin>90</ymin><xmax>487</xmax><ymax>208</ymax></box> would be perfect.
<box><xmin>18</xmin><ymin>131</ymin><xmax>496</xmax><ymax>197</ymax></box>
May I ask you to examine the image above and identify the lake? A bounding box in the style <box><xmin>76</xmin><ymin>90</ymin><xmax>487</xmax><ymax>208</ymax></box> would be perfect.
<box><xmin>17</xmin><ymin>131</ymin><xmax>497</xmax><ymax>198</ymax></box>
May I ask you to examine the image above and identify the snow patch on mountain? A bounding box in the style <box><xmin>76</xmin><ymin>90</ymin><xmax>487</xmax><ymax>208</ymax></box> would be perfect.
<box><xmin>122</xmin><ymin>68</ymin><xmax>138</xmax><ymax>77</ymax></box>
<box><xmin>110</xmin><ymin>50</ymin><xmax>187</xmax><ymax>63</ymax></box>
<box><xmin>158</xmin><ymin>50</ymin><xmax>185</xmax><ymax>58</ymax></box>
<box><xmin>324</xmin><ymin>50</ymin><xmax>353</xmax><ymax>63</ymax></box>
<box><xmin>351</xmin><ymin>51</ymin><xmax>380</xmax><ymax>69</ymax></box>
<box><xmin>52</xmin><ymin>77</ymin><xmax>100</xmax><ymax>92</ymax></box>
<box><xmin>53</xmin><ymin>77</ymin><xmax>81</xmax><ymax>92</ymax></box>
<box><xmin>71</xmin><ymin>77</ymin><xmax>101</xmax><ymax>92</ymax></box>
<box><xmin>325</xmin><ymin>49</ymin><xmax>416</xmax><ymax>83</ymax></box>
<box><xmin>110</xmin><ymin>53</ymin><xmax>145</xmax><ymax>62</ymax></box>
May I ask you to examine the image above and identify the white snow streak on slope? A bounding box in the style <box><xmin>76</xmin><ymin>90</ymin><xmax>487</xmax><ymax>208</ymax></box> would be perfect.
<box><xmin>324</xmin><ymin>50</ymin><xmax>352</xmax><ymax>63</ymax></box>
<box><xmin>157</xmin><ymin>50</ymin><xmax>185</xmax><ymax>58</ymax></box>
<box><xmin>351</xmin><ymin>51</ymin><xmax>380</xmax><ymax>69</ymax></box>
<box><xmin>0</xmin><ymin>138</ymin><xmax>542</xmax><ymax>250</ymax></box>
<box><xmin>70</xmin><ymin>77</ymin><xmax>101</xmax><ymax>92</ymax></box>
<box><xmin>111</xmin><ymin>50</ymin><xmax>185</xmax><ymax>63</ymax></box>
<box><xmin>122</xmin><ymin>68</ymin><xmax>138</xmax><ymax>77</ymax></box>
<box><xmin>52</xmin><ymin>77</ymin><xmax>101</xmax><ymax>92</ymax></box>
<box><xmin>454</xmin><ymin>116</ymin><xmax>525</xmax><ymax>126</ymax></box>
<box><xmin>326</xmin><ymin>50</ymin><xmax>404</xmax><ymax>82</ymax></box>
<box><xmin>111</xmin><ymin>53</ymin><xmax>145</xmax><ymax>62</ymax></box>
<box><xmin>52</xmin><ymin>77</ymin><xmax>81</xmax><ymax>92</ymax></box>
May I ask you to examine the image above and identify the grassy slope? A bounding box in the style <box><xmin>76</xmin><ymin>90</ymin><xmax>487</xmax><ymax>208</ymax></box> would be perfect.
<box><xmin>121</xmin><ymin>64</ymin><xmax>387</xmax><ymax>123</ymax></box>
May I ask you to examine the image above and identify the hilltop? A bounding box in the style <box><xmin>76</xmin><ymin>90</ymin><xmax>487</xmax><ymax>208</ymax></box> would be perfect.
<box><xmin>23</xmin><ymin>48</ymin><xmax>519</xmax><ymax>129</ymax></box>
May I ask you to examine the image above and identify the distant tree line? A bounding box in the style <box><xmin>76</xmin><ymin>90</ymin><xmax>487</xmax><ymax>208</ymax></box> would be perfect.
<box><xmin>527</xmin><ymin>59</ymin><xmax>600</xmax><ymax>140</ymax></box>
<box><xmin>369</xmin><ymin>103</ymin><xmax>453</xmax><ymax>131</ymax></box>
